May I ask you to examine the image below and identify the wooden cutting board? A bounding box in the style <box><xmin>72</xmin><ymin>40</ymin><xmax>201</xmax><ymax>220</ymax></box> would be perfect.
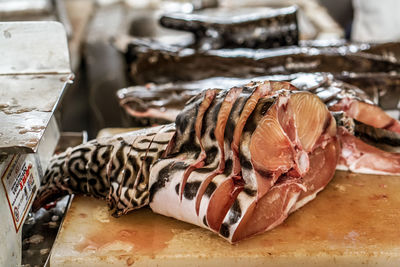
<box><xmin>50</xmin><ymin>171</ymin><xmax>400</xmax><ymax>267</ymax></box>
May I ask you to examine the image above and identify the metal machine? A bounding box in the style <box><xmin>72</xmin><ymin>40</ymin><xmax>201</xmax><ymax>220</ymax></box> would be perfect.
<box><xmin>0</xmin><ymin>21</ymin><xmax>72</xmax><ymax>266</ymax></box>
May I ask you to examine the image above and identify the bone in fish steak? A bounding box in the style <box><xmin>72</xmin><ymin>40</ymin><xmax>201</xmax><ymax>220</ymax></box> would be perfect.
<box><xmin>33</xmin><ymin>81</ymin><xmax>339</xmax><ymax>242</ymax></box>
<box><xmin>291</xmin><ymin>74</ymin><xmax>400</xmax><ymax>175</ymax></box>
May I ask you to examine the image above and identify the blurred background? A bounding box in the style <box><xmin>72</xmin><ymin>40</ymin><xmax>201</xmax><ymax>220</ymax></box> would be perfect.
<box><xmin>2</xmin><ymin>1</ymin><xmax>400</xmax><ymax>266</ymax></box>
<box><xmin>4</xmin><ymin>0</ymin><xmax>398</xmax><ymax>139</ymax></box>
<box><xmin>0</xmin><ymin>0</ymin><xmax>384</xmax><ymax>138</ymax></box>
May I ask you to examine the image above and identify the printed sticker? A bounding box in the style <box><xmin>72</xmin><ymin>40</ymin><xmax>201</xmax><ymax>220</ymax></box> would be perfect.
<box><xmin>1</xmin><ymin>155</ymin><xmax>38</xmax><ymax>232</ymax></box>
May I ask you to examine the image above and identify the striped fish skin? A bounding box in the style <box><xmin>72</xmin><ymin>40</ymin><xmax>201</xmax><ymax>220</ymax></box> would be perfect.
<box><xmin>34</xmin><ymin>81</ymin><xmax>339</xmax><ymax>243</ymax></box>
<box><xmin>333</xmin><ymin>112</ymin><xmax>400</xmax><ymax>175</ymax></box>
<box><xmin>34</xmin><ymin>77</ymin><xmax>400</xmax><ymax>243</ymax></box>
<box><xmin>333</xmin><ymin>111</ymin><xmax>400</xmax><ymax>153</ymax></box>
<box><xmin>159</xmin><ymin>6</ymin><xmax>299</xmax><ymax>50</ymax></box>
<box><xmin>33</xmin><ymin>124</ymin><xmax>175</xmax><ymax>217</ymax></box>
<box><xmin>301</xmin><ymin>72</ymin><xmax>400</xmax><ymax>175</ymax></box>
<box><xmin>149</xmin><ymin>82</ymin><xmax>339</xmax><ymax>242</ymax></box>
<box><xmin>118</xmin><ymin>73</ymin><xmax>400</xmax><ymax>131</ymax></box>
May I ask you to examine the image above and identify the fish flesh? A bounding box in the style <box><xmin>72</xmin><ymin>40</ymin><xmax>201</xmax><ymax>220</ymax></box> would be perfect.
<box><xmin>148</xmin><ymin>83</ymin><xmax>338</xmax><ymax>242</ymax></box>
<box><xmin>291</xmin><ymin>74</ymin><xmax>400</xmax><ymax>175</ymax></box>
<box><xmin>33</xmin><ymin>81</ymin><xmax>339</xmax><ymax>242</ymax></box>
<box><xmin>33</xmin><ymin>124</ymin><xmax>176</xmax><ymax>217</ymax></box>
<box><xmin>333</xmin><ymin>112</ymin><xmax>400</xmax><ymax>175</ymax></box>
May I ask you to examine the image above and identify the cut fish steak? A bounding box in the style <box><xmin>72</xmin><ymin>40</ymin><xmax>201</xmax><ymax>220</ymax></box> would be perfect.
<box><xmin>291</xmin><ymin>74</ymin><xmax>400</xmax><ymax>175</ymax></box>
<box><xmin>34</xmin><ymin>81</ymin><xmax>339</xmax><ymax>242</ymax></box>
<box><xmin>149</xmin><ymin>81</ymin><xmax>339</xmax><ymax>242</ymax></box>
<box><xmin>333</xmin><ymin>112</ymin><xmax>400</xmax><ymax>175</ymax></box>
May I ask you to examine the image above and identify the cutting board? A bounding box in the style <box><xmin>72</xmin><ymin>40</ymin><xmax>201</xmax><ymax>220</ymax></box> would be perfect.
<box><xmin>50</xmin><ymin>171</ymin><xmax>400</xmax><ymax>267</ymax></box>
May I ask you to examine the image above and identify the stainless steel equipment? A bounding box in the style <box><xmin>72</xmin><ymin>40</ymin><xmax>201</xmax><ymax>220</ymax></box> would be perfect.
<box><xmin>0</xmin><ymin>21</ymin><xmax>72</xmax><ymax>266</ymax></box>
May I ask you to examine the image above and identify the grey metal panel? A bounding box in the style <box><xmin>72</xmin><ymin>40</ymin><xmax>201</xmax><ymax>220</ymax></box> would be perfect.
<box><xmin>0</xmin><ymin>21</ymin><xmax>72</xmax><ymax>153</ymax></box>
<box><xmin>0</xmin><ymin>21</ymin><xmax>70</xmax><ymax>74</ymax></box>
<box><xmin>0</xmin><ymin>73</ymin><xmax>72</xmax><ymax>153</ymax></box>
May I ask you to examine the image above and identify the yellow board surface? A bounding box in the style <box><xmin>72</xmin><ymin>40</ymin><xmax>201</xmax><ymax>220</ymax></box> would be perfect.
<box><xmin>50</xmin><ymin>171</ymin><xmax>400</xmax><ymax>267</ymax></box>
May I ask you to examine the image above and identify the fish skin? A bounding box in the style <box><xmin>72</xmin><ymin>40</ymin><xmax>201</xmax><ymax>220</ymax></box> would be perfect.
<box><xmin>35</xmin><ymin>78</ymin><xmax>400</xmax><ymax>243</ymax></box>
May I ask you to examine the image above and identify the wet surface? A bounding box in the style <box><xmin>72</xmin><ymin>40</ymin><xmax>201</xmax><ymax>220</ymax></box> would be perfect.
<box><xmin>21</xmin><ymin>196</ymin><xmax>71</xmax><ymax>267</ymax></box>
<box><xmin>21</xmin><ymin>133</ymin><xmax>85</xmax><ymax>267</ymax></box>
<box><xmin>51</xmin><ymin>171</ymin><xmax>400</xmax><ymax>266</ymax></box>
<box><xmin>0</xmin><ymin>74</ymin><xmax>72</xmax><ymax>153</ymax></box>
<box><xmin>72</xmin><ymin>206</ymin><xmax>191</xmax><ymax>256</ymax></box>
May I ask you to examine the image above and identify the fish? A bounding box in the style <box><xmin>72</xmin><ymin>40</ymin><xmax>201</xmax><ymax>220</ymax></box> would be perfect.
<box><xmin>159</xmin><ymin>6</ymin><xmax>299</xmax><ymax>50</ymax></box>
<box><xmin>32</xmin><ymin>124</ymin><xmax>176</xmax><ymax>217</ymax></box>
<box><xmin>33</xmin><ymin>81</ymin><xmax>339</xmax><ymax>243</ymax></box>
<box><xmin>148</xmin><ymin>82</ymin><xmax>338</xmax><ymax>242</ymax></box>
<box><xmin>118</xmin><ymin>73</ymin><xmax>400</xmax><ymax>175</ymax></box>
<box><xmin>291</xmin><ymin>74</ymin><xmax>400</xmax><ymax>175</ymax></box>
<box><xmin>333</xmin><ymin>112</ymin><xmax>400</xmax><ymax>175</ymax></box>
<box><xmin>122</xmin><ymin>39</ymin><xmax>400</xmax><ymax>84</ymax></box>
<box><xmin>118</xmin><ymin>72</ymin><xmax>400</xmax><ymax>125</ymax></box>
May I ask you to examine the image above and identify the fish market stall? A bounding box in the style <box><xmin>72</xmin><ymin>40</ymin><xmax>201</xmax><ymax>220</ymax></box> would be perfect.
<box><xmin>50</xmin><ymin>171</ymin><xmax>400</xmax><ymax>266</ymax></box>
<box><xmin>2</xmin><ymin>1</ymin><xmax>400</xmax><ymax>267</ymax></box>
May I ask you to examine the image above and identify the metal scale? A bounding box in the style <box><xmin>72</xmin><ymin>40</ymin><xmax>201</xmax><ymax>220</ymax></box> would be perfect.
<box><xmin>0</xmin><ymin>21</ymin><xmax>72</xmax><ymax>266</ymax></box>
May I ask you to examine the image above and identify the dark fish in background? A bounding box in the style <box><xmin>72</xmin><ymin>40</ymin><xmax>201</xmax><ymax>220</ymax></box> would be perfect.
<box><xmin>123</xmin><ymin>40</ymin><xmax>400</xmax><ymax>84</ymax></box>
<box><xmin>361</xmin><ymin>42</ymin><xmax>400</xmax><ymax>63</ymax></box>
<box><xmin>337</xmin><ymin>72</ymin><xmax>400</xmax><ymax>113</ymax></box>
<box><xmin>117</xmin><ymin>73</ymin><xmax>400</xmax><ymax>175</ymax></box>
<box><xmin>160</xmin><ymin>6</ymin><xmax>299</xmax><ymax>50</ymax></box>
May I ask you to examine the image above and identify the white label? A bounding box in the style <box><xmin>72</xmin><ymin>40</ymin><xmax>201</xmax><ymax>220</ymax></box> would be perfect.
<box><xmin>1</xmin><ymin>155</ymin><xmax>38</xmax><ymax>232</ymax></box>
